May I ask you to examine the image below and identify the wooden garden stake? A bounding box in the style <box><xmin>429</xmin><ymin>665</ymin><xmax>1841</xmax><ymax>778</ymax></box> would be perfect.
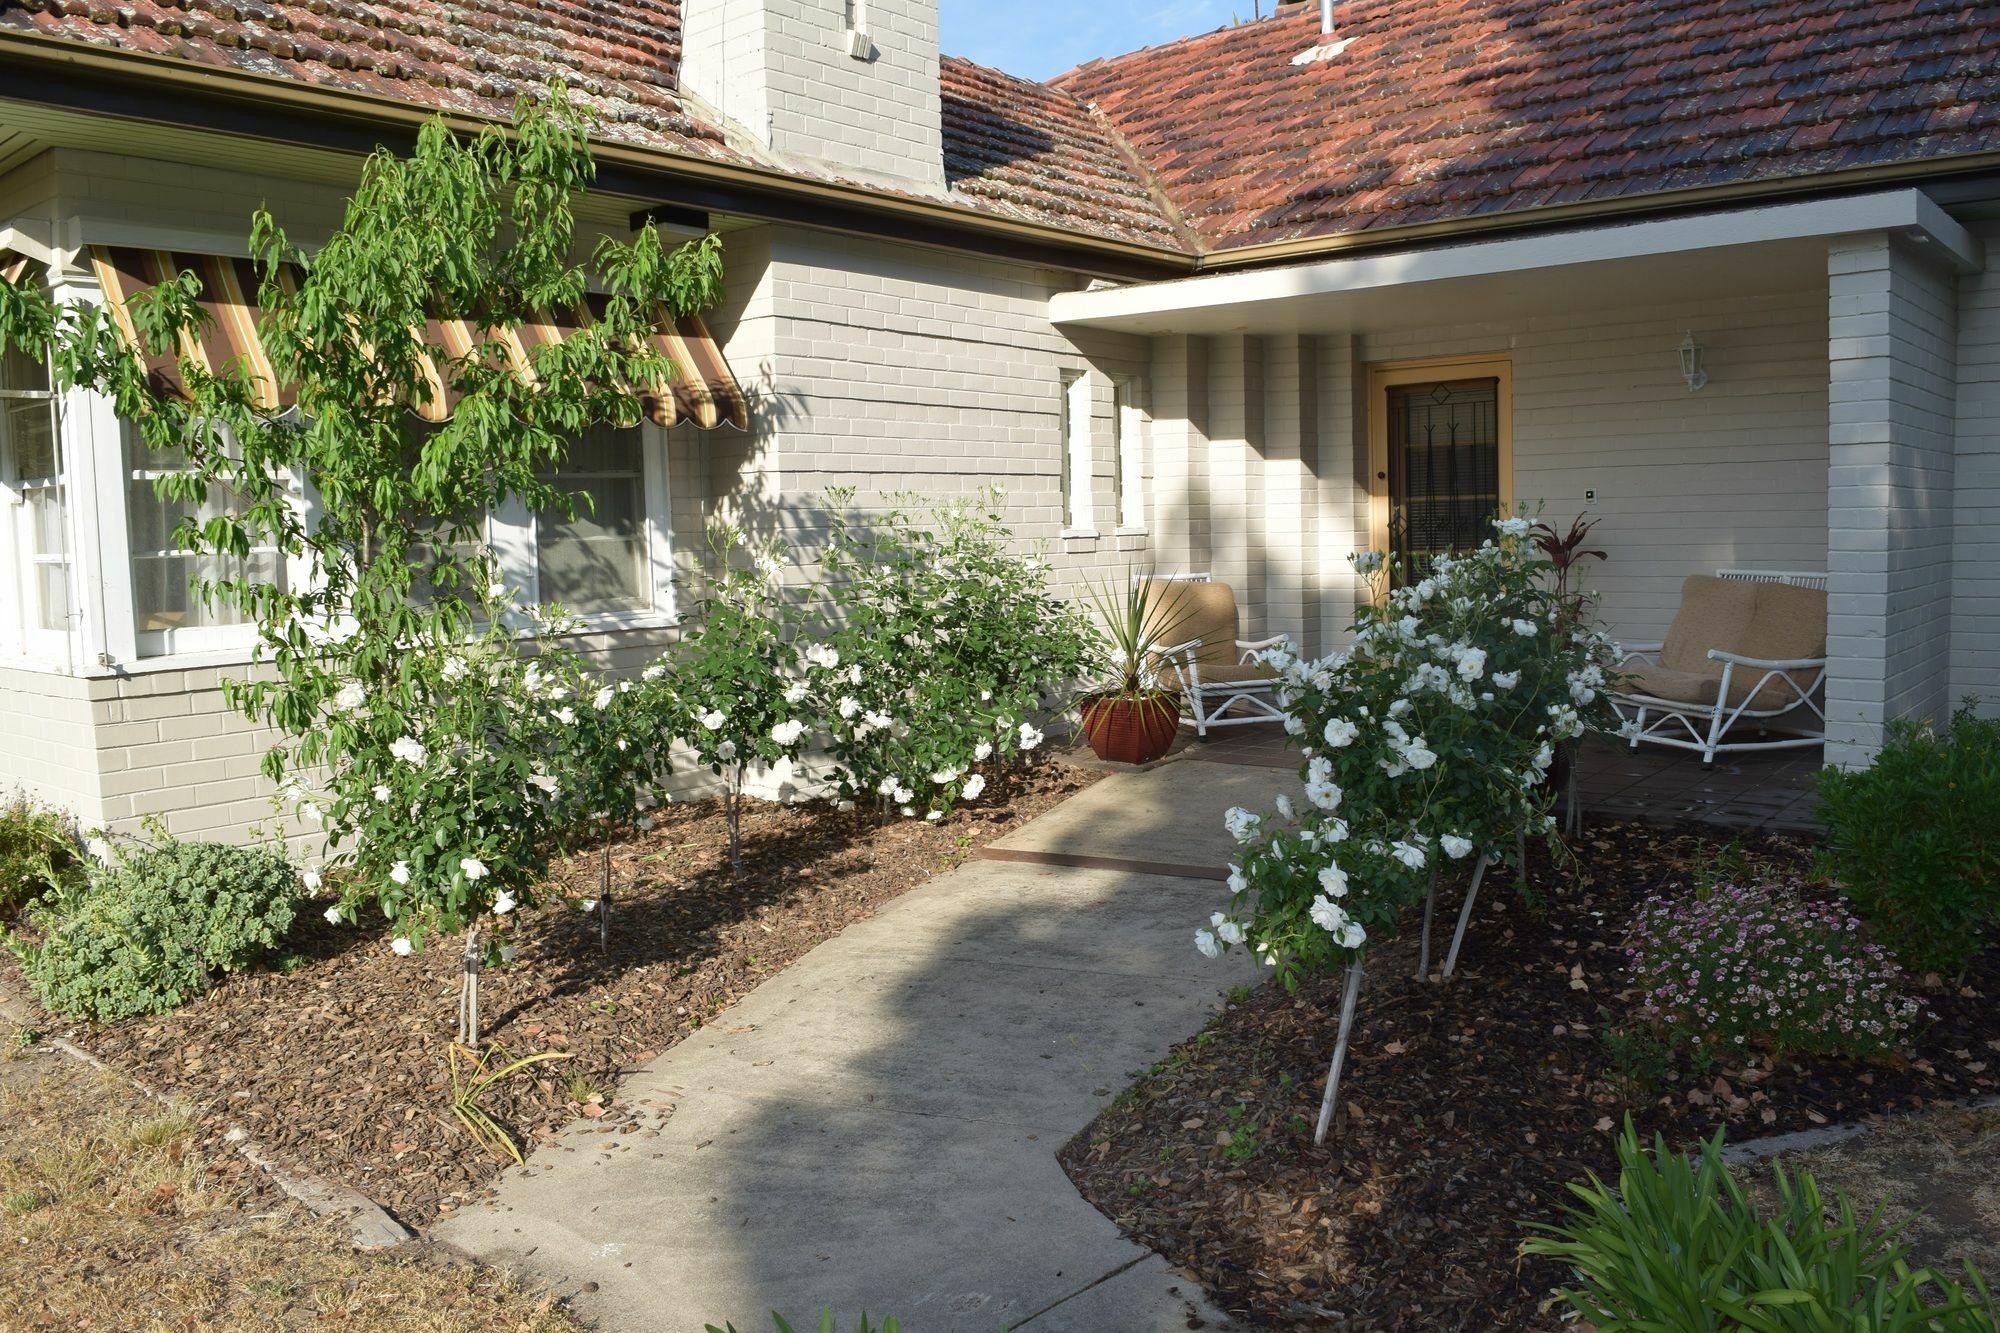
<box><xmin>456</xmin><ymin>925</ymin><xmax>482</xmax><ymax>1048</ymax></box>
<box><xmin>1313</xmin><ymin>959</ymin><xmax>1366</xmax><ymax>1145</ymax></box>
<box><xmin>1442</xmin><ymin>852</ymin><xmax>1491</xmax><ymax>978</ymax></box>
<box><xmin>598</xmin><ymin>834</ymin><xmax>612</xmax><ymax>953</ymax></box>
<box><xmin>1415</xmin><ymin>867</ymin><xmax>1439</xmax><ymax>979</ymax></box>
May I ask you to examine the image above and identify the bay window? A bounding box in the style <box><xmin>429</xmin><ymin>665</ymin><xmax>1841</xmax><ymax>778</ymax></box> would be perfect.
<box><xmin>0</xmin><ymin>344</ymin><xmax>72</xmax><ymax>659</ymax></box>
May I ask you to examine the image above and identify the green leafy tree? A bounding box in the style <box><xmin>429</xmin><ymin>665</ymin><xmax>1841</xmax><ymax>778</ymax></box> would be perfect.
<box><xmin>0</xmin><ymin>93</ymin><xmax>721</xmax><ymax>1043</ymax></box>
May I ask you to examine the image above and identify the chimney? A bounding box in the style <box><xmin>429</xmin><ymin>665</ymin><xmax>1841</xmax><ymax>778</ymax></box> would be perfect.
<box><xmin>679</xmin><ymin>0</ymin><xmax>946</xmax><ymax>193</ymax></box>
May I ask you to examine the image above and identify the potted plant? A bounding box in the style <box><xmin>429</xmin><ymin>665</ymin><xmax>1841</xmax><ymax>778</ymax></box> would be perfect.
<box><xmin>1076</xmin><ymin>574</ymin><xmax>1186</xmax><ymax>765</ymax></box>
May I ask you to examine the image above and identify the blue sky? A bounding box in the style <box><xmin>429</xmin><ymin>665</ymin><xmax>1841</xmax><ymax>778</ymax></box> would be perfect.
<box><xmin>941</xmin><ymin>0</ymin><xmax>1243</xmax><ymax>81</ymax></box>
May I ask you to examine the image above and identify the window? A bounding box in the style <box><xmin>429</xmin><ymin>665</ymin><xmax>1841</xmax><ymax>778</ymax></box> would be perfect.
<box><xmin>1060</xmin><ymin>372</ymin><xmax>1094</xmax><ymax>534</ymax></box>
<box><xmin>1</xmin><ymin>343</ymin><xmax>71</xmax><ymax>657</ymax></box>
<box><xmin>530</xmin><ymin>422</ymin><xmax>651</xmax><ymax>616</ymax></box>
<box><xmin>127</xmin><ymin>428</ymin><xmax>285</xmax><ymax>654</ymax></box>
<box><xmin>1113</xmin><ymin>377</ymin><xmax>1145</xmax><ymax>531</ymax></box>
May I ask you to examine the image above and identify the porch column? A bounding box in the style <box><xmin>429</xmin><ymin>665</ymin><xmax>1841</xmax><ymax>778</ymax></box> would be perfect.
<box><xmin>1147</xmin><ymin>333</ymin><xmax>1207</xmax><ymax>575</ymax></box>
<box><xmin>1824</xmin><ymin>234</ymin><xmax>1959</xmax><ymax>769</ymax></box>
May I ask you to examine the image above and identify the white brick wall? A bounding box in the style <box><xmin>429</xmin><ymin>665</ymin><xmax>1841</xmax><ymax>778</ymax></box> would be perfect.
<box><xmin>1826</xmin><ymin>234</ymin><xmax>1958</xmax><ymax>768</ymax></box>
<box><xmin>1952</xmin><ymin>221</ymin><xmax>2000</xmax><ymax>715</ymax></box>
<box><xmin>681</xmin><ymin>0</ymin><xmax>945</xmax><ymax>192</ymax></box>
<box><xmin>1143</xmin><ymin>288</ymin><xmax>1833</xmax><ymax>662</ymax></box>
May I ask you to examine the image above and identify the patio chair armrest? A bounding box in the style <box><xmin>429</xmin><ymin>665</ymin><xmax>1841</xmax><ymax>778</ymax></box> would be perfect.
<box><xmin>1706</xmin><ymin>648</ymin><xmax>1827</xmax><ymax>671</ymax></box>
<box><xmin>1149</xmin><ymin>637</ymin><xmax>1203</xmax><ymax>660</ymax></box>
<box><xmin>1236</xmin><ymin>634</ymin><xmax>1289</xmax><ymax>650</ymax></box>
<box><xmin>1617</xmin><ymin>642</ymin><xmax>1663</xmax><ymax>665</ymax></box>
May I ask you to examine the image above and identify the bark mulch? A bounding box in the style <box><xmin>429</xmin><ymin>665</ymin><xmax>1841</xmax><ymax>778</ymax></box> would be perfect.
<box><xmin>0</xmin><ymin>760</ymin><xmax>1098</xmax><ymax>1231</ymax></box>
<box><xmin>1058</xmin><ymin>822</ymin><xmax>2000</xmax><ymax>1332</ymax></box>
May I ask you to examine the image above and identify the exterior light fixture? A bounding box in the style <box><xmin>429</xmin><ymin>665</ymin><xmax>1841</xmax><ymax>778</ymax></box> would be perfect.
<box><xmin>1678</xmin><ymin>332</ymin><xmax>1708</xmax><ymax>392</ymax></box>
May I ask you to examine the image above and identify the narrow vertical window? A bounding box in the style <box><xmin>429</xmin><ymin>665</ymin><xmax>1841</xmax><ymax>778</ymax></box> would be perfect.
<box><xmin>127</xmin><ymin>426</ymin><xmax>285</xmax><ymax>653</ymax></box>
<box><xmin>1113</xmin><ymin>377</ymin><xmax>1145</xmax><ymax>531</ymax></box>
<box><xmin>1</xmin><ymin>343</ymin><xmax>71</xmax><ymax>655</ymax></box>
<box><xmin>533</xmin><ymin>421</ymin><xmax>650</xmax><ymax>616</ymax></box>
<box><xmin>1061</xmin><ymin>372</ymin><xmax>1094</xmax><ymax>534</ymax></box>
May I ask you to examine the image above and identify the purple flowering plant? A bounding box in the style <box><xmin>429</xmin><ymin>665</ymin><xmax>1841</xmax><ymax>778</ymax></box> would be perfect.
<box><xmin>1624</xmin><ymin>882</ymin><xmax>1923</xmax><ymax>1065</ymax></box>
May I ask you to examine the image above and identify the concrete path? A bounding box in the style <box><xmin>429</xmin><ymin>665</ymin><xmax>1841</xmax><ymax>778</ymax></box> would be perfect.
<box><xmin>437</xmin><ymin>757</ymin><xmax>1274</xmax><ymax>1332</ymax></box>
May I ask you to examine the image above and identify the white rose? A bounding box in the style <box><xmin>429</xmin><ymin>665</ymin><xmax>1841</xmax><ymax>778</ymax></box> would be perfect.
<box><xmin>492</xmin><ymin>890</ymin><xmax>516</xmax><ymax>915</ymax></box>
<box><xmin>323</xmin><ymin>905</ymin><xmax>342</xmax><ymax>925</ymax></box>
<box><xmin>716</xmin><ymin>739</ymin><xmax>739</xmax><ymax>762</ymax></box>
<box><xmin>1211</xmin><ymin>912</ymin><xmax>1246</xmax><ymax>946</ymax></box>
<box><xmin>771</xmin><ymin>719</ymin><xmax>806</xmax><ymax>746</ymax></box>
<box><xmin>961</xmin><ymin>773</ymin><xmax>986</xmax><ymax>800</ymax></box>
<box><xmin>1492</xmin><ymin>671</ymin><xmax>1520</xmax><ymax>690</ymax></box>
<box><xmin>1391</xmin><ymin>840</ymin><xmax>1427</xmax><ymax>871</ymax></box>
<box><xmin>391</xmin><ymin>736</ymin><xmax>428</xmax><ymax>766</ymax></box>
<box><xmin>700</xmin><ymin>709</ymin><xmax>727</xmax><ymax>730</ymax></box>
<box><xmin>1323</xmin><ymin>717</ymin><xmax>1359</xmax><ymax>748</ymax></box>
<box><xmin>1222</xmin><ymin>806</ymin><xmax>1260</xmax><ymax>844</ymax></box>
<box><xmin>460</xmin><ymin>857</ymin><xmax>488</xmax><ymax>882</ymax></box>
<box><xmin>389</xmin><ymin>860</ymin><xmax>411</xmax><ymax>885</ymax></box>
<box><xmin>1194</xmin><ymin>927</ymin><xmax>1221</xmax><ymax>959</ymax></box>
<box><xmin>1317</xmin><ymin>863</ymin><xmax>1349</xmax><ymax>898</ymax></box>
<box><xmin>1441</xmin><ymin>835</ymin><xmax>1475</xmax><ymax>860</ymax></box>
<box><xmin>301</xmin><ymin>868</ymin><xmax>322</xmax><ymax>893</ymax></box>
<box><xmin>333</xmin><ymin>681</ymin><xmax>366</xmax><ymax>712</ymax></box>
<box><xmin>390</xmin><ymin>937</ymin><xmax>413</xmax><ymax>957</ymax></box>
<box><xmin>1226</xmin><ymin>863</ymin><xmax>1247</xmax><ymax>895</ymax></box>
<box><xmin>1308</xmin><ymin>894</ymin><xmax>1347</xmax><ymax>933</ymax></box>
<box><xmin>973</xmin><ymin>741</ymin><xmax>993</xmax><ymax>761</ymax></box>
<box><xmin>1017</xmin><ymin>722</ymin><xmax>1043</xmax><ymax>751</ymax></box>
<box><xmin>594</xmin><ymin>686</ymin><xmax>616</xmax><ymax>711</ymax></box>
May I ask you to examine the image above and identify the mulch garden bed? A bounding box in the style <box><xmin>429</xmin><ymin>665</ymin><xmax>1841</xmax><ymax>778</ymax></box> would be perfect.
<box><xmin>0</xmin><ymin>759</ymin><xmax>1098</xmax><ymax>1230</ymax></box>
<box><xmin>1058</xmin><ymin>821</ymin><xmax>2000</xmax><ymax>1332</ymax></box>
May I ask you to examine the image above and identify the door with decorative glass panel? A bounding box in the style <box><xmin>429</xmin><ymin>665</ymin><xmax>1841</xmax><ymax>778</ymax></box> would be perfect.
<box><xmin>1366</xmin><ymin>356</ymin><xmax>1513</xmax><ymax>580</ymax></box>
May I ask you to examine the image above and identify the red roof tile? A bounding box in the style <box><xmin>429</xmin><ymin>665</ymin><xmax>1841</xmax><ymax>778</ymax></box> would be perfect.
<box><xmin>1054</xmin><ymin>0</ymin><xmax>2000</xmax><ymax>252</ymax></box>
<box><xmin>0</xmin><ymin>0</ymin><xmax>1186</xmax><ymax>250</ymax></box>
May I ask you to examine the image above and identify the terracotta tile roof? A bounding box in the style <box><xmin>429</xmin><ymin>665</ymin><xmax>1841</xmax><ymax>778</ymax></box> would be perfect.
<box><xmin>0</xmin><ymin>0</ymin><xmax>1186</xmax><ymax>250</ymax></box>
<box><xmin>1055</xmin><ymin>0</ymin><xmax>2000</xmax><ymax>253</ymax></box>
<box><xmin>941</xmin><ymin>56</ymin><xmax>1188</xmax><ymax>250</ymax></box>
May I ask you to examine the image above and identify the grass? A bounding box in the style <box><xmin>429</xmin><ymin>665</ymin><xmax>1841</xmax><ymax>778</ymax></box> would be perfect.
<box><xmin>0</xmin><ymin>1045</ymin><xmax>581</xmax><ymax>1331</ymax></box>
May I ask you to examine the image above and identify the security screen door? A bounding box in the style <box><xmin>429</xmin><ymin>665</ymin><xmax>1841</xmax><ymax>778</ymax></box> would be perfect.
<box><xmin>1385</xmin><ymin>376</ymin><xmax>1502</xmax><ymax>573</ymax></box>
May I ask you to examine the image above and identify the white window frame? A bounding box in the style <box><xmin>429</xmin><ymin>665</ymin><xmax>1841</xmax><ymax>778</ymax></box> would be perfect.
<box><xmin>126</xmin><ymin>420</ymin><xmax>306</xmax><ymax>660</ymax></box>
<box><xmin>1060</xmin><ymin>371</ymin><xmax>1096</xmax><ymax>537</ymax></box>
<box><xmin>491</xmin><ymin>420</ymin><xmax>678</xmax><ymax>632</ymax></box>
<box><xmin>0</xmin><ymin>352</ymin><xmax>76</xmax><ymax>665</ymax></box>
<box><xmin>1112</xmin><ymin>376</ymin><xmax>1147</xmax><ymax>534</ymax></box>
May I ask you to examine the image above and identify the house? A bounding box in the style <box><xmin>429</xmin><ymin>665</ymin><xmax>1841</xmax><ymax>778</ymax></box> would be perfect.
<box><xmin>0</xmin><ymin>0</ymin><xmax>1996</xmax><ymax>840</ymax></box>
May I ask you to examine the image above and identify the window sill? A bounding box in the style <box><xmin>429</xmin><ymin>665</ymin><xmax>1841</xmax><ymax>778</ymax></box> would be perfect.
<box><xmin>1060</xmin><ymin>528</ymin><xmax>1100</xmax><ymax>543</ymax></box>
<box><xmin>100</xmin><ymin>612</ymin><xmax>682</xmax><ymax>675</ymax></box>
<box><xmin>1115</xmin><ymin>525</ymin><xmax>1149</xmax><ymax>538</ymax></box>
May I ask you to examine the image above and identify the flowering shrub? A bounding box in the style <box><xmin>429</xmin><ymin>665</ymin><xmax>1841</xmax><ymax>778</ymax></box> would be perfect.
<box><xmin>806</xmin><ymin>488</ymin><xmax>1089</xmax><ymax>819</ymax></box>
<box><xmin>1624</xmin><ymin>883</ymin><xmax>1922</xmax><ymax>1064</ymax></box>
<box><xmin>1198</xmin><ymin>517</ymin><xmax>1623</xmax><ymax>982</ymax></box>
<box><xmin>637</xmin><ymin>524</ymin><xmax>811</xmax><ymax>867</ymax></box>
<box><xmin>308</xmin><ymin>609</ymin><xmax>650</xmax><ymax>954</ymax></box>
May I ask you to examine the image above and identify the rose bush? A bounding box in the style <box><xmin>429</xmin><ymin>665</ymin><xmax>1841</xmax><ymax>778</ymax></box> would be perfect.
<box><xmin>1199</xmin><ymin>517</ymin><xmax>1623</xmax><ymax>983</ymax></box>
<box><xmin>804</xmin><ymin>488</ymin><xmax>1089</xmax><ymax>820</ymax></box>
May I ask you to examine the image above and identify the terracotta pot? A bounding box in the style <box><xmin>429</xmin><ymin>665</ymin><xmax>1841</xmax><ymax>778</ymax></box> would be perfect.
<box><xmin>1078</xmin><ymin>692</ymin><xmax>1182</xmax><ymax>765</ymax></box>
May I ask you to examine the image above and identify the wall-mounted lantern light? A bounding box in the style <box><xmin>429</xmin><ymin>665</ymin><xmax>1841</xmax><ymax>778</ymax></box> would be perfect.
<box><xmin>1678</xmin><ymin>332</ymin><xmax>1708</xmax><ymax>393</ymax></box>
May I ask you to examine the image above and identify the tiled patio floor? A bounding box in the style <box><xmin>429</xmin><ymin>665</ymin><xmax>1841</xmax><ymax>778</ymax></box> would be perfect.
<box><xmin>1161</xmin><ymin>725</ymin><xmax>1824</xmax><ymax>835</ymax></box>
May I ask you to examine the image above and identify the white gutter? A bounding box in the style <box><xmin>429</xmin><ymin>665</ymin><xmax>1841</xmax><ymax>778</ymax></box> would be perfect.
<box><xmin>1050</xmin><ymin>189</ymin><xmax>1983</xmax><ymax>329</ymax></box>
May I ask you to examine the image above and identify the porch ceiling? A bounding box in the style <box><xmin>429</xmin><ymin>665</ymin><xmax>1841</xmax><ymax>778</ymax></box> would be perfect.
<box><xmin>1050</xmin><ymin>190</ymin><xmax>1983</xmax><ymax>337</ymax></box>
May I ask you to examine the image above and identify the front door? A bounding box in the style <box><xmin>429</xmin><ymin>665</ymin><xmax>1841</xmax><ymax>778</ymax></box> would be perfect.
<box><xmin>1367</xmin><ymin>356</ymin><xmax>1513</xmax><ymax>580</ymax></box>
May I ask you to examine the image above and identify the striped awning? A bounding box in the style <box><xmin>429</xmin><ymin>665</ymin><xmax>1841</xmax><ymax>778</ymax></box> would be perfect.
<box><xmin>87</xmin><ymin>246</ymin><xmax>748</xmax><ymax>431</ymax></box>
<box><xmin>0</xmin><ymin>246</ymin><xmax>37</xmax><ymax>286</ymax></box>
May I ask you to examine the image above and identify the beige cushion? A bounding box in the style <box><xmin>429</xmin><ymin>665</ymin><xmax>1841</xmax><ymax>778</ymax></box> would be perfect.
<box><xmin>1138</xmin><ymin>579</ymin><xmax>1241</xmax><ymax>668</ymax></box>
<box><xmin>1658</xmin><ymin>575</ymin><xmax>1760</xmax><ymax>675</ymax></box>
<box><xmin>1628</xmin><ymin>577</ymin><xmax>1826</xmax><ymax>712</ymax></box>
<box><xmin>1157</xmin><ymin>659</ymin><xmax>1278</xmax><ymax>691</ymax></box>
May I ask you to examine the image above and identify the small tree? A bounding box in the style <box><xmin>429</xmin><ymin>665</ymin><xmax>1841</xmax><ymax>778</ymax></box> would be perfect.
<box><xmin>0</xmin><ymin>93</ymin><xmax>723</xmax><ymax>1044</ymax></box>
<box><xmin>645</xmin><ymin>523</ymin><xmax>811</xmax><ymax>871</ymax></box>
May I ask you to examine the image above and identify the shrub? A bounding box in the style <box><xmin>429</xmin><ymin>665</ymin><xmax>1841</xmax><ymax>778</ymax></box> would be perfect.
<box><xmin>807</xmin><ymin>488</ymin><xmax>1089</xmax><ymax>819</ymax></box>
<box><xmin>1817</xmin><ymin>706</ymin><xmax>2000</xmax><ymax>975</ymax></box>
<box><xmin>1204</xmin><ymin>516</ymin><xmax>1622</xmax><ymax>981</ymax></box>
<box><xmin>0</xmin><ymin>796</ymin><xmax>82</xmax><ymax>919</ymax></box>
<box><xmin>1522</xmin><ymin>1121</ymin><xmax>1994</xmax><ymax>1332</ymax></box>
<box><xmin>1624</xmin><ymin>882</ymin><xmax>1921</xmax><ymax>1065</ymax></box>
<box><xmin>8</xmin><ymin>838</ymin><xmax>298</xmax><ymax>1022</ymax></box>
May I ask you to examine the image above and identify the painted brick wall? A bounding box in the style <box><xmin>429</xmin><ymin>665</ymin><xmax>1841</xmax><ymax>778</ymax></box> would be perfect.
<box><xmin>0</xmin><ymin>666</ymin><xmax>104</xmax><ymax>822</ymax></box>
<box><xmin>1952</xmin><ymin>221</ymin><xmax>2000</xmax><ymax>715</ymax></box>
<box><xmin>681</xmin><ymin>0</ymin><xmax>945</xmax><ymax>191</ymax></box>
<box><xmin>1141</xmin><ymin>288</ymin><xmax>1832</xmax><ymax>663</ymax></box>
<box><xmin>749</xmin><ymin>227</ymin><xmax>1154</xmax><ymax>588</ymax></box>
<box><xmin>1825</xmin><ymin>234</ymin><xmax>1958</xmax><ymax>768</ymax></box>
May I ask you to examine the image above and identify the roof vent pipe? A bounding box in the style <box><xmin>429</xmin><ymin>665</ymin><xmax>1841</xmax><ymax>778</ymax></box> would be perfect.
<box><xmin>1320</xmin><ymin>0</ymin><xmax>1334</xmax><ymax>33</ymax></box>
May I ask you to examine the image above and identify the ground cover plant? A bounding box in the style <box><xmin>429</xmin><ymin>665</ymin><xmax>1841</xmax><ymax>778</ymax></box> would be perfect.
<box><xmin>1061</xmin><ymin>822</ymin><xmax>2000</xmax><ymax>1331</ymax></box>
<box><xmin>0</xmin><ymin>761</ymin><xmax>1095</xmax><ymax>1225</ymax></box>
<box><xmin>1817</xmin><ymin>705</ymin><xmax>2000</xmax><ymax>976</ymax></box>
<box><xmin>0</xmin><ymin>1037</ymin><xmax>579</xmax><ymax>1331</ymax></box>
<box><xmin>0</xmin><ymin>794</ymin><xmax>80</xmax><ymax>920</ymax></box>
<box><xmin>10</xmin><ymin>836</ymin><xmax>298</xmax><ymax>1022</ymax></box>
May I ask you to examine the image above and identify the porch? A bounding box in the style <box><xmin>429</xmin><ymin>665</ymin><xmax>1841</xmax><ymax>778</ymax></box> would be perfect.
<box><xmin>1165</xmin><ymin>728</ymin><xmax>1824</xmax><ymax>836</ymax></box>
<box><xmin>1052</xmin><ymin>188</ymin><xmax>1991</xmax><ymax>772</ymax></box>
